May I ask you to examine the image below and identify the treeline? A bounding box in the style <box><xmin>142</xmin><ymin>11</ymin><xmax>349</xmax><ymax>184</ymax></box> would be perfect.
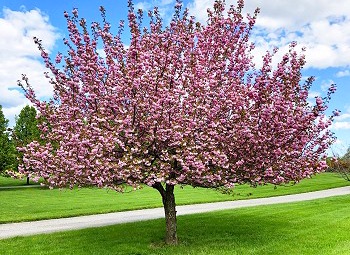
<box><xmin>0</xmin><ymin>105</ymin><xmax>40</xmax><ymax>183</ymax></box>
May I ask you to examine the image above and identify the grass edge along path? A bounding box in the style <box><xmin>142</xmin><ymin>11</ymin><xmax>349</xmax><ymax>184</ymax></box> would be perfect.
<box><xmin>1</xmin><ymin>194</ymin><xmax>350</xmax><ymax>254</ymax></box>
<box><xmin>0</xmin><ymin>173</ymin><xmax>349</xmax><ymax>224</ymax></box>
<box><xmin>1</xmin><ymin>185</ymin><xmax>349</xmax><ymax>240</ymax></box>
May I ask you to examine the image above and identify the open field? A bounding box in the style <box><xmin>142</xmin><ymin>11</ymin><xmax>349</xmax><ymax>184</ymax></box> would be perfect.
<box><xmin>1</xmin><ymin>194</ymin><xmax>350</xmax><ymax>254</ymax></box>
<box><xmin>0</xmin><ymin>173</ymin><xmax>348</xmax><ymax>223</ymax></box>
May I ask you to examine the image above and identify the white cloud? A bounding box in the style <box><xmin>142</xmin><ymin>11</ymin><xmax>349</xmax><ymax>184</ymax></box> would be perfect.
<box><xmin>307</xmin><ymin>91</ymin><xmax>321</xmax><ymax>106</ymax></box>
<box><xmin>333</xmin><ymin>139</ymin><xmax>344</xmax><ymax>146</ymax></box>
<box><xmin>0</xmin><ymin>7</ymin><xmax>60</xmax><ymax>127</ymax></box>
<box><xmin>332</xmin><ymin>103</ymin><xmax>350</xmax><ymax>128</ymax></box>
<box><xmin>187</xmin><ymin>0</ymin><xmax>350</xmax><ymax>70</ymax></box>
<box><xmin>134</xmin><ymin>0</ymin><xmax>176</xmax><ymax>19</ymax></box>
<box><xmin>335</xmin><ymin>113</ymin><xmax>350</xmax><ymax>121</ymax></box>
<box><xmin>328</xmin><ymin>138</ymin><xmax>348</xmax><ymax>157</ymax></box>
<box><xmin>320</xmin><ymin>79</ymin><xmax>335</xmax><ymax>92</ymax></box>
<box><xmin>96</xmin><ymin>48</ymin><xmax>107</xmax><ymax>58</ymax></box>
<box><xmin>308</xmin><ymin>91</ymin><xmax>321</xmax><ymax>98</ymax></box>
<box><xmin>333</xmin><ymin>109</ymin><xmax>350</xmax><ymax>132</ymax></box>
<box><xmin>135</xmin><ymin>0</ymin><xmax>175</xmax><ymax>10</ymax></box>
<box><xmin>336</xmin><ymin>70</ymin><xmax>350</xmax><ymax>77</ymax></box>
<box><xmin>332</xmin><ymin>121</ymin><xmax>350</xmax><ymax>130</ymax></box>
<box><xmin>134</xmin><ymin>2</ymin><xmax>152</xmax><ymax>11</ymax></box>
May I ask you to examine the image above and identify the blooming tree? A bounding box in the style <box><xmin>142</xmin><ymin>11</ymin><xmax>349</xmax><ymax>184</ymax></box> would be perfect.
<box><xmin>18</xmin><ymin>0</ymin><xmax>337</xmax><ymax>244</ymax></box>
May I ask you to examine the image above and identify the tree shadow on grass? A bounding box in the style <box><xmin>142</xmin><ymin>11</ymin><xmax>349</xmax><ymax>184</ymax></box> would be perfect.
<box><xmin>0</xmin><ymin>186</ymin><xmax>47</xmax><ymax>192</ymax></box>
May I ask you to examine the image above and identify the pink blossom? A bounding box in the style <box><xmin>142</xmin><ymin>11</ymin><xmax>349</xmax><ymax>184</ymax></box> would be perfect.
<box><xmin>18</xmin><ymin>0</ymin><xmax>336</xmax><ymax>232</ymax></box>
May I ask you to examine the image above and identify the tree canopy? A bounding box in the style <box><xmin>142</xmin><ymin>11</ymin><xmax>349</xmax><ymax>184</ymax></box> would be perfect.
<box><xmin>13</xmin><ymin>105</ymin><xmax>41</xmax><ymax>147</ymax></box>
<box><xmin>18</xmin><ymin>0</ymin><xmax>337</xmax><ymax>244</ymax></box>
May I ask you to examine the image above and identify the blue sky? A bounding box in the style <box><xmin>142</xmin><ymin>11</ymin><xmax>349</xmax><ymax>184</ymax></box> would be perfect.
<box><xmin>0</xmin><ymin>0</ymin><xmax>349</xmax><ymax>156</ymax></box>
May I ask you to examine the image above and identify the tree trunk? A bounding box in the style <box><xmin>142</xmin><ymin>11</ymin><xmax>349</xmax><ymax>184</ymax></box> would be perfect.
<box><xmin>26</xmin><ymin>176</ymin><xmax>30</xmax><ymax>185</ymax></box>
<box><xmin>153</xmin><ymin>182</ymin><xmax>178</xmax><ymax>245</ymax></box>
<box><xmin>163</xmin><ymin>184</ymin><xmax>177</xmax><ymax>245</ymax></box>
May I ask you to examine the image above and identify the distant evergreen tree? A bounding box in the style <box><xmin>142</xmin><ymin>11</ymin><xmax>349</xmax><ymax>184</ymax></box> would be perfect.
<box><xmin>13</xmin><ymin>106</ymin><xmax>41</xmax><ymax>146</ymax></box>
<box><xmin>13</xmin><ymin>105</ymin><xmax>41</xmax><ymax>184</ymax></box>
<box><xmin>0</xmin><ymin>105</ymin><xmax>16</xmax><ymax>174</ymax></box>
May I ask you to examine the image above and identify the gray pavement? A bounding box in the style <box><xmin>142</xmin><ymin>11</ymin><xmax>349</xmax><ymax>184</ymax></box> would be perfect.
<box><xmin>1</xmin><ymin>186</ymin><xmax>349</xmax><ymax>239</ymax></box>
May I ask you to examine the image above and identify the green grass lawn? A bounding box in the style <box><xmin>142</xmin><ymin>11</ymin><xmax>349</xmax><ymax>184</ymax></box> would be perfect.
<box><xmin>0</xmin><ymin>173</ymin><xmax>348</xmax><ymax>224</ymax></box>
<box><xmin>1</xmin><ymin>194</ymin><xmax>350</xmax><ymax>255</ymax></box>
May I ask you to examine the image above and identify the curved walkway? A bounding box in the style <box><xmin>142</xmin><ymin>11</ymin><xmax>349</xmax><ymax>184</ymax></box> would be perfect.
<box><xmin>1</xmin><ymin>186</ymin><xmax>350</xmax><ymax>240</ymax></box>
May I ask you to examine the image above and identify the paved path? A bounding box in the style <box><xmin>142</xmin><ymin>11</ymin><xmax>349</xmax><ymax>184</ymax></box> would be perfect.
<box><xmin>1</xmin><ymin>186</ymin><xmax>350</xmax><ymax>240</ymax></box>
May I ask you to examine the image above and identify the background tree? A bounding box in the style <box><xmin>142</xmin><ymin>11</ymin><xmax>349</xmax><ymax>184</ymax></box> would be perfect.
<box><xmin>13</xmin><ymin>105</ymin><xmax>41</xmax><ymax>184</ymax></box>
<box><xmin>328</xmin><ymin>146</ymin><xmax>350</xmax><ymax>181</ymax></box>
<box><xmin>0</xmin><ymin>105</ymin><xmax>16</xmax><ymax>175</ymax></box>
<box><xmin>340</xmin><ymin>147</ymin><xmax>350</xmax><ymax>180</ymax></box>
<box><xmin>342</xmin><ymin>147</ymin><xmax>350</xmax><ymax>160</ymax></box>
<box><xmin>18</xmin><ymin>0</ymin><xmax>336</xmax><ymax>244</ymax></box>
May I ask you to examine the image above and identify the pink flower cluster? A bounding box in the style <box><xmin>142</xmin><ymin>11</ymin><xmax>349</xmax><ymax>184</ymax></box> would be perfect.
<box><xmin>18</xmin><ymin>0</ymin><xmax>336</xmax><ymax>191</ymax></box>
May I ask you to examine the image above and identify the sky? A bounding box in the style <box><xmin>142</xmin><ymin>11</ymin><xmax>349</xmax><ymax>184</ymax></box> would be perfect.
<box><xmin>0</xmin><ymin>0</ymin><xmax>349</xmax><ymax>156</ymax></box>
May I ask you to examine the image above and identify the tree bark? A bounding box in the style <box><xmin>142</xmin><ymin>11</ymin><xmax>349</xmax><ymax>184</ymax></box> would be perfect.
<box><xmin>153</xmin><ymin>182</ymin><xmax>178</xmax><ymax>245</ymax></box>
<box><xmin>26</xmin><ymin>176</ymin><xmax>30</xmax><ymax>185</ymax></box>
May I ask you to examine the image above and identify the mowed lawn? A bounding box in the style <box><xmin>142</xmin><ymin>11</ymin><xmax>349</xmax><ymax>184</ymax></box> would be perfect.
<box><xmin>1</xmin><ymin>194</ymin><xmax>350</xmax><ymax>255</ymax></box>
<box><xmin>0</xmin><ymin>173</ymin><xmax>348</xmax><ymax>223</ymax></box>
